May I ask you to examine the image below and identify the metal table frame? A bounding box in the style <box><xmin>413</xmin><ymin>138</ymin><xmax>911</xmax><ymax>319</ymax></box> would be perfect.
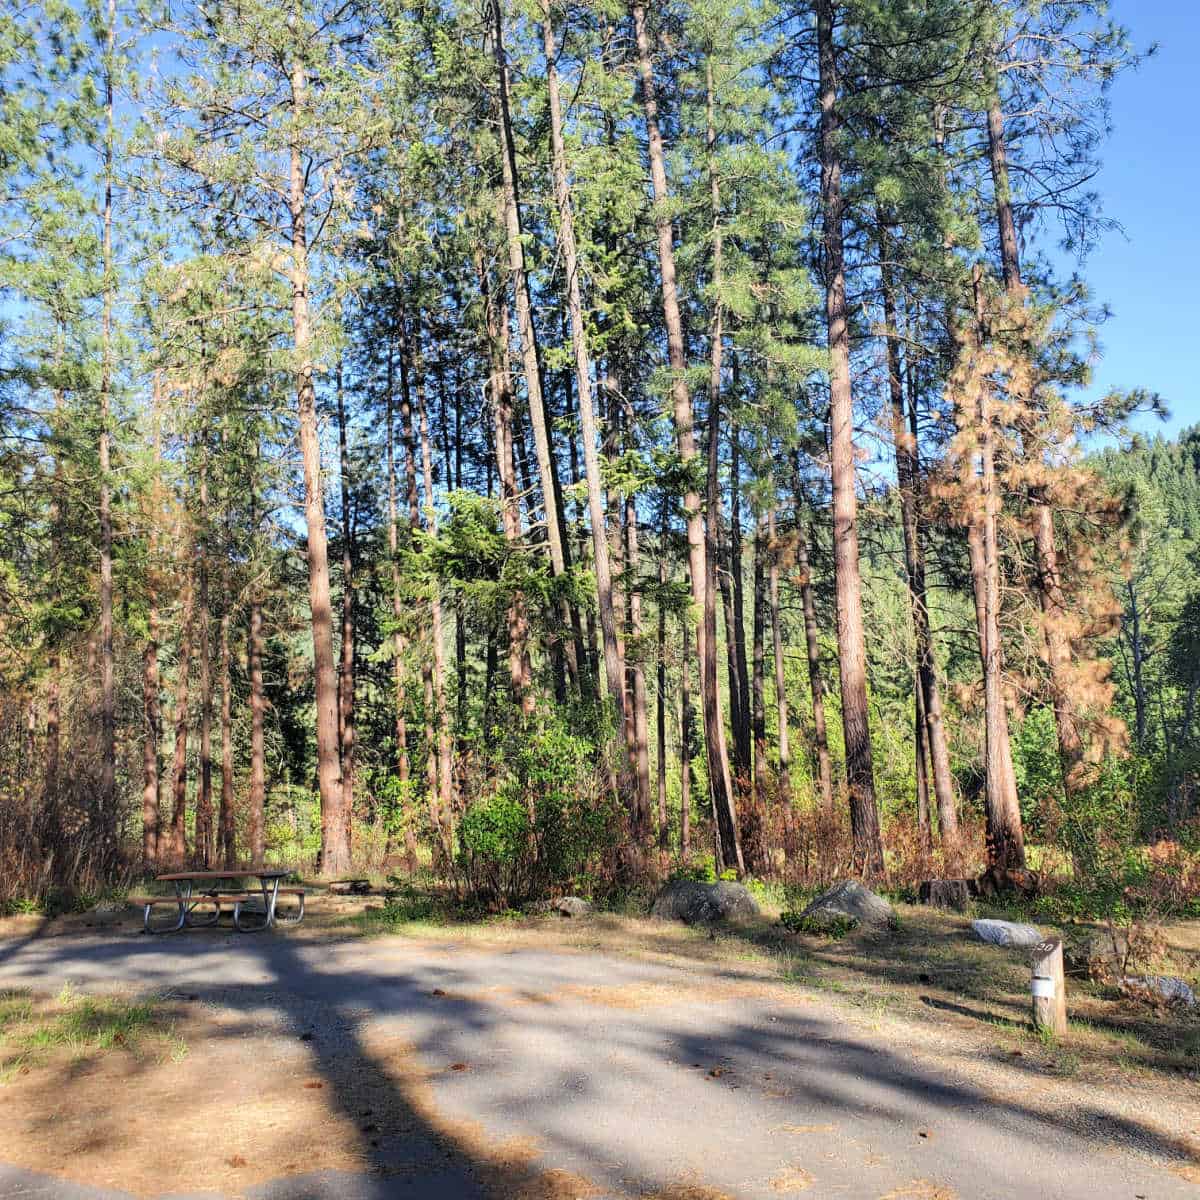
<box><xmin>148</xmin><ymin>869</ymin><xmax>301</xmax><ymax>934</ymax></box>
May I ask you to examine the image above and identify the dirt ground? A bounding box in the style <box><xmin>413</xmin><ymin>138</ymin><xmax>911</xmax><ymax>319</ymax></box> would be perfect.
<box><xmin>1</xmin><ymin>889</ymin><xmax>1198</xmax><ymax>1198</ymax></box>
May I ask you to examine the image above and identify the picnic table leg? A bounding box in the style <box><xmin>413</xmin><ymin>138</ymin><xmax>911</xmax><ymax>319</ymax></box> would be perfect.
<box><xmin>181</xmin><ymin>880</ymin><xmax>221</xmax><ymax>928</ymax></box>
<box><xmin>234</xmin><ymin>876</ymin><xmax>277</xmax><ymax>933</ymax></box>
<box><xmin>144</xmin><ymin>894</ymin><xmax>187</xmax><ymax>934</ymax></box>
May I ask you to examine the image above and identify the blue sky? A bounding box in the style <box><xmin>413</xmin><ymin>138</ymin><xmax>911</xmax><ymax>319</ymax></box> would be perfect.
<box><xmin>1067</xmin><ymin>0</ymin><xmax>1200</xmax><ymax>440</ymax></box>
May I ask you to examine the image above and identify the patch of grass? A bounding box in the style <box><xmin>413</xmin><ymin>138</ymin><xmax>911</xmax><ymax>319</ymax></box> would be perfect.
<box><xmin>0</xmin><ymin>991</ymin><xmax>33</xmax><ymax>1029</ymax></box>
<box><xmin>0</xmin><ymin>988</ymin><xmax>186</xmax><ymax>1082</ymax></box>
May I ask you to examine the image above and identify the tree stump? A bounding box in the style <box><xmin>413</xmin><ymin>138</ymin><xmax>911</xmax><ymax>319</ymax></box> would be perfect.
<box><xmin>918</xmin><ymin>879</ymin><xmax>973</xmax><ymax>911</ymax></box>
<box><xmin>1031</xmin><ymin>938</ymin><xmax>1067</xmax><ymax>1036</ymax></box>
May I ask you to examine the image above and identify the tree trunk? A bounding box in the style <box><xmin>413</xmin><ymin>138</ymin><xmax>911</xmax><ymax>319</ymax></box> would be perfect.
<box><xmin>489</xmin><ymin>0</ymin><xmax>584</xmax><ymax>693</ymax></box>
<box><xmin>625</xmin><ymin>490</ymin><xmax>653</xmax><ymax>839</ymax></box>
<box><xmin>878</xmin><ymin>221</ymin><xmax>960</xmax><ymax>857</ymax></box>
<box><xmin>656</xmin><ymin>537</ymin><xmax>669</xmax><ymax>853</ymax></box>
<box><xmin>729</xmin><ymin>425</ymin><xmax>751</xmax><ymax>773</ymax></box>
<box><xmin>816</xmin><ymin>0</ymin><xmax>883</xmax><ymax>875</ymax></box>
<box><xmin>219</xmin><ymin>609</ymin><xmax>235</xmax><ymax>867</ymax></box>
<box><xmin>986</xmin><ymin>89</ymin><xmax>1084</xmax><ymax>797</ymax></box>
<box><xmin>416</xmin><ymin>339</ymin><xmax>456</xmax><ymax>856</ymax></box>
<box><xmin>680</xmin><ymin>614</ymin><xmax>691</xmax><ymax>860</ymax></box>
<box><xmin>914</xmin><ymin>665</ymin><xmax>933</xmax><ymax>851</ymax></box>
<box><xmin>247</xmin><ymin>598</ymin><xmax>266</xmax><ymax>864</ymax></box>
<box><xmin>45</xmin><ymin>656</ymin><xmax>60</xmax><ymax>838</ymax></box>
<box><xmin>767</xmin><ymin>507</ymin><xmax>791</xmax><ymax>805</ymax></box>
<box><xmin>541</xmin><ymin>0</ymin><xmax>624</xmax><ymax>733</ymax></box>
<box><xmin>196</xmin><ymin>451</ymin><xmax>213</xmax><ymax>870</ymax></box>
<box><xmin>97</xmin><ymin>0</ymin><xmax>117</xmax><ymax>851</ymax></box>
<box><xmin>751</xmin><ymin>515</ymin><xmax>768</xmax><ymax>822</ymax></box>
<box><xmin>289</xmin><ymin>52</ymin><xmax>347</xmax><ymax>878</ymax></box>
<box><xmin>792</xmin><ymin>469</ymin><xmax>835</xmax><ymax>813</ymax></box>
<box><xmin>336</xmin><ymin>356</ymin><xmax>356</xmax><ymax>854</ymax></box>
<box><xmin>169</xmin><ymin>581</ymin><xmax>195</xmax><ymax>870</ymax></box>
<box><xmin>142</xmin><ymin>375</ymin><xmax>163</xmax><ymax>871</ymax></box>
<box><xmin>478</xmin><ymin>251</ymin><xmax>535</xmax><ymax>716</ymax></box>
<box><xmin>971</xmin><ymin>265</ymin><xmax>1026</xmax><ymax>869</ymax></box>
<box><xmin>631</xmin><ymin>0</ymin><xmax>741</xmax><ymax>873</ymax></box>
<box><xmin>386</xmin><ymin>331</ymin><xmax>416</xmax><ymax>869</ymax></box>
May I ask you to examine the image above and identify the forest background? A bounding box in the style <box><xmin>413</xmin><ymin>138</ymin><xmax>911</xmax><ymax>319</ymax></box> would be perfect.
<box><xmin>2</xmin><ymin>0</ymin><xmax>1198</xmax><ymax>922</ymax></box>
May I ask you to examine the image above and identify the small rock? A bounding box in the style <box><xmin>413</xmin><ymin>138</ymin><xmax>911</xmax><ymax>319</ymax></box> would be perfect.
<box><xmin>650</xmin><ymin>880</ymin><xmax>760</xmax><ymax>925</ymax></box>
<box><xmin>1121</xmin><ymin>975</ymin><xmax>1196</xmax><ymax>1007</ymax></box>
<box><xmin>802</xmin><ymin>881</ymin><xmax>894</xmax><ymax>927</ymax></box>
<box><xmin>970</xmin><ymin>918</ymin><xmax>1043</xmax><ymax>948</ymax></box>
<box><xmin>918</xmin><ymin>879</ymin><xmax>974</xmax><ymax>912</ymax></box>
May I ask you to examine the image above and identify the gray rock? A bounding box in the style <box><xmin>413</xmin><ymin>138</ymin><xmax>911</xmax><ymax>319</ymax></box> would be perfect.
<box><xmin>971</xmin><ymin>918</ymin><xmax>1043</xmax><ymax>948</ymax></box>
<box><xmin>802</xmin><ymin>881</ymin><xmax>894</xmax><ymax>927</ymax></box>
<box><xmin>528</xmin><ymin>896</ymin><xmax>593</xmax><ymax>917</ymax></box>
<box><xmin>650</xmin><ymin>880</ymin><xmax>759</xmax><ymax>925</ymax></box>
<box><xmin>1121</xmin><ymin>974</ymin><xmax>1196</xmax><ymax>1007</ymax></box>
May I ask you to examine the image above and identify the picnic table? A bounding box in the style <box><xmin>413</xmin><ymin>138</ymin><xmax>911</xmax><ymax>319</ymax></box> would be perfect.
<box><xmin>132</xmin><ymin>868</ymin><xmax>305</xmax><ymax>935</ymax></box>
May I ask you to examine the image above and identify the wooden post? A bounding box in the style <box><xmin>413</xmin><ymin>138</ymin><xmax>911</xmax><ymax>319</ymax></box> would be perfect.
<box><xmin>1031</xmin><ymin>938</ymin><xmax>1067</xmax><ymax>1036</ymax></box>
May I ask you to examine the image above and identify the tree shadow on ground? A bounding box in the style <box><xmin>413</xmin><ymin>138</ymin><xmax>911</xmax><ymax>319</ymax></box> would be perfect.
<box><xmin>0</xmin><ymin>925</ymin><xmax>1197</xmax><ymax>1198</ymax></box>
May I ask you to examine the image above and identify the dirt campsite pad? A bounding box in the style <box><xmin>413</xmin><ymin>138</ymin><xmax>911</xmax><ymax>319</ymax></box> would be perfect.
<box><xmin>1</xmin><ymin>895</ymin><xmax>1200</xmax><ymax>1198</ymax></box>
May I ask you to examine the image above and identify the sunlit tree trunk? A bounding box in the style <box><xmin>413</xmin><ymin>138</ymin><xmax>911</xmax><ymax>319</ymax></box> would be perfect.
<box><xmin>97</xmin><ymin>0</ymin><xmax>117</xmax><ymax>849</ymax></box>
<box><xmin>169</xmin><ymin>578</ymin><xmax>195</xmax><ymax>869</ymax></box>
<box><xmin>416</xmin><ymin>335</ymin><xmax>456</xmax><ymax>857</ymax></box>
<box><xmin>986</xmin><ymin>89</ymin><xmax>1084</xmax><ymax>797</ymax></box>
<box><xmin>815</xmin><ymin>0</ymin><xmax>883</xmax><ymax>874</ymax></box>
<box><xmin>289</xmin><ymin>49</ymin><xmax>347</xmax><ymax>877</ymax></box>
<box><xmin>540</xmin><ymin>0</ymin><xmax>624</xmax><ymax>734</ymax></box>
<box><xmin>196</xmin><ymin>448</ymin><xmax>213</xmax><ymax>869</ymax></box>
<box><xmin>247</xmin><ymin>597</ymin><xmax>266</xmax><ymax>864</ymax></box>
<box><xmin>631</xmin><ymin>0</ymin><xmax>742</xmax><ymax>872</ymax></box>
<box><xmin>219</xmin><ymin>608</ymin><xmax>235</xmax><ymax>867</ymax></box>
<box><xmin>142</xmin><ymin>374</ymin><xmax>163</xmax><ymax>871</ymax></box>
<box><xmin>878</xmin><ymin>222</ymin><xmax>960</xmax><ymax>857</ymax></box>
<box><xmin>489</xmin><ymin>0</ymin><xmax>584</xmax><ymax>694</ymax></box>
<box><xmin>970</xmin><ymin>266</ymin><xmax>1026</xmax><ymax>870</ymax></box>
<box><xmin>478</xmin><ymin>252</ymin><xmax>535</xmax><ymax>716</ymax></box>
<box><xmin>336</xmin><ymin>356</ymin><xmax>356</xmax><ymax>855</ymax></box>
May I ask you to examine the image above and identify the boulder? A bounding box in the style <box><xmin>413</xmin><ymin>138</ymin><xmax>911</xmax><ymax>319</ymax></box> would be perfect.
<box><xmin>801</xmin><ymin>881</ymin><xmax>894</xmax><ymax>928</ymax></box>
<box><xmin>970</xmin><ymin>918</ymin><xmax>1043</xmax><ymax>948</ymax></box>
<box><xmin>918</xmin><ymin>879</ymin><xmax>974</xmax><ymax>912</ymax></box>
<box><xmin>1120</xmin><ymin>975</ymin><xmax>1196</xmax><ymax>1007</ymax></box>
<box><xmin>650</xmin><ymin>880</ymin><xmax>759</xmax><ymax>925</ymax></box>
<box><xmin>1064</xmin><ymin>929</ymin><xmax>1129</xmax><ymax>981</ymax></box>
<box><xmin>530</xmin><ymin>896</ymin><xmax>592</xmax><ymax>918</ymax></box>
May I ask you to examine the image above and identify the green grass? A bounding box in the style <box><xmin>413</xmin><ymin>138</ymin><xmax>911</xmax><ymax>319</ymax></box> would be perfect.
<box><xmin>0</xmin><ymin>987</ymin><xmax>187</xmax><ymax>1082</ymax></box>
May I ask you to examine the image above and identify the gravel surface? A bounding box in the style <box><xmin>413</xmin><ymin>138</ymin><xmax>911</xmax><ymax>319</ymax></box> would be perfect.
<box><xmin>0</xmin><ymin>925</ymin><xmax>1195</xmax><ymax>1199</ymax></box>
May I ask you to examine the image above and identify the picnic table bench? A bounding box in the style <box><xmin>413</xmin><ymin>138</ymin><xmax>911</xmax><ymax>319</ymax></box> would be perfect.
<box><xmin>131</xmin><ymin>868</ymin><xmax>305</xmax><ymax>934</ymax></box>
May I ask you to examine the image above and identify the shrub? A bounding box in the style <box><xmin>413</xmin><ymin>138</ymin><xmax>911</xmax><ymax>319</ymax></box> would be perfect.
<box><xmin>452</xmin><ymin>705</ymin><xmax>618</xmax><ymax>907</ymax></box>
<box><xmin>780</xmin><ymin>910</ymin><xmax>858</xmax><ymax>939</ymax></box>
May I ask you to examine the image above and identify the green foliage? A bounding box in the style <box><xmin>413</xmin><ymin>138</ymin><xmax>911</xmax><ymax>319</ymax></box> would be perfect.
<box><xmin>454</xmin><ymin>706</ymin><xmax>617</xmax><ymax>907</ymax></box>
<box><xmin>780</xmin><ymin>911</ymin><xmax>858</xmax><ymax>939</ymax></box>
<box><xmin>668</xmin><ymin>857</ymin><xmax>718</xmax><ymax>883</ymax></box>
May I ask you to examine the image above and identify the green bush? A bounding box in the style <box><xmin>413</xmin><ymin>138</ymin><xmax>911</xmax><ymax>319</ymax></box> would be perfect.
<box><xmin>780</xmin><ymin>910</ymin><xmax>858</xmax><ymax>939</ymax></box>
<box><xmin>668</xmin><ymin>857</ymin><xmax>717</xmax><ymax>883</ymax></box>
<box><xmin>454</xmin><ymin>706</ymin><xmax>617</xmax><ymax>906</ymax></box>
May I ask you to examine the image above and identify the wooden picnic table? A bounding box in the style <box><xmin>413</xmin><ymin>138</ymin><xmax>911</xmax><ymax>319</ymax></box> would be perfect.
<box><xmin>134</xmin><ymin>868</ymin><xmax>305</xmax><ymax>934</ymax></box>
